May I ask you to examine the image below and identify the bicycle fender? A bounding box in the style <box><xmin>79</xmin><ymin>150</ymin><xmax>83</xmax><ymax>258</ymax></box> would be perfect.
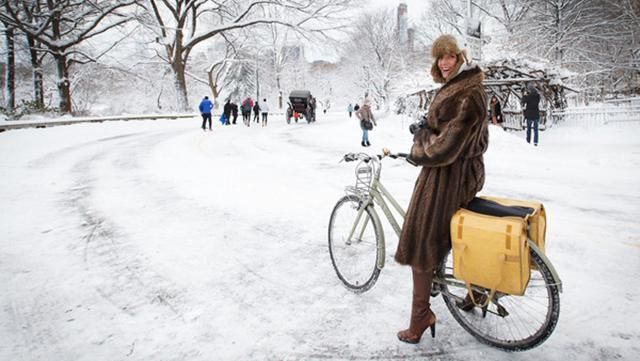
<box><xmin>528</xmin><ymin>239</ymin><xmax>563</xmax><ymax>293</ymax></box>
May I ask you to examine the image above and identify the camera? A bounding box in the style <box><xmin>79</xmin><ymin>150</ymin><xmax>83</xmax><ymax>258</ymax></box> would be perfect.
<box><xmin>409</xmin><ymin>121</ymin><xmax>426</xmax><ymax>134</ymax></box>
<box><xmin>409</xmin><ymin>115</ymin><xmax>427</xmax><ymax>135</ymax></box>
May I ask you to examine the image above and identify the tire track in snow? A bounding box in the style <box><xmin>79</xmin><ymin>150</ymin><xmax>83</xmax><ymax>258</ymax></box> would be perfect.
<box><xmin>6</xmin><ymin>294</ymin><xmax>78</xmax><ymax>361</ymax></box>
<box><xmin>59</xmin><ymin>131</ymin><xmax>190</xmax><ymax>321</ymax></box>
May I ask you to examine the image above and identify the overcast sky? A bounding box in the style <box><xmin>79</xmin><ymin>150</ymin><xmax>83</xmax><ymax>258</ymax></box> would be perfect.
<box><xmin>369</xmin><ymin>0</ymin><xmax>428</xmax><ymax>21</ymax></box>
<box><xmin>305</xmin><ymin>0</ymin><xmax>428</xmax><ymax>62</ymax></box>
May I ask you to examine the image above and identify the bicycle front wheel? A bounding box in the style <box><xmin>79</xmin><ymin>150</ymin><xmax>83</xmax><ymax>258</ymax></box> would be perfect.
<box><xmin>328</xmin><ymin>195</ymin><xmax>382</xmax><ymax>293</ymax></box>
<box><xmin>438</xmin><ymin>248</ymin><xmax>560</xmax><ymax>351</ymax></box>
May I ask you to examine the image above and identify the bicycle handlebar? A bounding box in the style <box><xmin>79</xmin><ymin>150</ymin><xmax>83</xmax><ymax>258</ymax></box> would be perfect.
<box><xmin>341</xmin><ymin>149</ymin><xmax>417</xmax><ymax>166</ymax></box>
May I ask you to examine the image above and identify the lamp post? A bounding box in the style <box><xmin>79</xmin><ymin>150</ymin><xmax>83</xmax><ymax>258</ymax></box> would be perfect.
<box><xmin>254</xmin><ymin>47</ymin><xmax>273</xmax><ymax>101</ymax></box>
<box><xmin>256</xmin><ymin>64</ymin><xmax>260</xmax><ymax>99</ymax></box>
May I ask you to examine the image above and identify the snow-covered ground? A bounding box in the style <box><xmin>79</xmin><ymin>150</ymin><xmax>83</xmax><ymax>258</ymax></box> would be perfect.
<box><xmin>1</xmin><ymin>113</ymin><xmax>638</xmax><ymax>360</ymax></box>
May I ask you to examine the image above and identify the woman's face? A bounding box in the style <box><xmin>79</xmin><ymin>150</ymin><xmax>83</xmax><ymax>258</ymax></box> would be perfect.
<box><xmin>438</xmin><ymin>53</ymin><xmax>458</xmax><ymax>79</ymax></box>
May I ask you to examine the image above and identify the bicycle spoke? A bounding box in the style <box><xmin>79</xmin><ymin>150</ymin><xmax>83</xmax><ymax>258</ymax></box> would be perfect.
<box><xmin>439</xmin><ymin>249</ymin><xmax>560</xmax><ymax>351</ymax></box>
<box><xmin>329</xmin><ymin>196</ymin><xmax>382</xmax><ymax>293</ymax></box>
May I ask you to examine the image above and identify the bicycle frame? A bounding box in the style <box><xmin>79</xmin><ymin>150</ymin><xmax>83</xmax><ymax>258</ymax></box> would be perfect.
<box><xmin>346</xmin><ymin>171</ymin><xmax>406</xmax><ymax>270</ymax></box>
<box><xmin>344</xmin><ymin>155</ymin><xmax>562</xmax><ymax>293</ymax></box>
<box><xmin>364</xmin><ymin>179</ymin><xmax>406</xmax><ymax>236</ymax></box>
<box><xmin>333</xmin><ymin>151</ymin><xmax>563</xmax><ymax>350</ymax></box>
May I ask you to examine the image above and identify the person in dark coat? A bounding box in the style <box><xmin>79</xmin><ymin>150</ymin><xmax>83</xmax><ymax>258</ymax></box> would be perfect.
<box><xmin>522</xmin><ymin>83</ymin><xmax>541</xmax><ymax>146</ymax></box>
<box><xmin>231</xmin><ymin>102</ymin><xmax>239</xmax><ymax>124</ymax></box>
<box><xmin>198</xmin><ymin>96</ymin><xmax>214</xmax><ymax>130</ymax></box>
<box><xmin>223</xmin><ymin>99</ymin><xmax>232</xmax><ymax>125</ymax></box>
<box><xmin>253</xmin><ymin>102</ymin><xmax>260</xmax><ymax>123</ymax></box>
<box><xmin>489</xmin><ymin>95</ymin><xmax>504</xmax><ymax>129</ymax></box>
<box><xmin>395</xmin><ymin>34</ymin><xmax>489</xmax><ymax>345</ymax></box>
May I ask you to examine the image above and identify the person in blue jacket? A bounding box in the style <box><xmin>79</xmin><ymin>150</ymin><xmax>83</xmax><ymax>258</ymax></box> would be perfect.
<box><xmin>199</xmin><ymin>96</ymin><xmax>214</xmax><ymax>130</ymax></box>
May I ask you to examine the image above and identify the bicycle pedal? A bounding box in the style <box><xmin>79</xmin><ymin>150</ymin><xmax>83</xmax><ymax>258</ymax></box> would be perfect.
<box><xmin>497</xmin><ymin>304</ymin><xmax>509</xmax><ymax>317</ymax></box>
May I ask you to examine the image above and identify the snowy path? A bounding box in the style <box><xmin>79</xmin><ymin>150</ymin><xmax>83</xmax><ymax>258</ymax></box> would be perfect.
<box><xmin>1</xmin><ymin>114</ymin><xmax>638</xmax><ymax>360</ymax></box>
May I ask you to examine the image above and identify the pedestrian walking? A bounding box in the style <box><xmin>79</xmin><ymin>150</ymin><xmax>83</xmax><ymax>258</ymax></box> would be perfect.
<box><xmin>231</xmin><ymin>102</ymin><xmax>239</xmax><ymax>124</ymax></box>
<box><xmin>356</xmin><ymin>98</ymin><xmax>376</xmax><ymax>147</ymax></box>
<box><xmin>522</xmin><ymin>83</ymin><xmax>541</xmax><ymax>146</ymax></box>
<box><xmin>198</xmin><ymin>96</ymin><xmax>214</xmax><ymax>131</ymax></box>
<box><xmin>242</xmin><ymin>97</ymin><xmax>254</xmax><ymax>126</ymax></box>
<box><xmin>489</xmin><ymin>95</ymin><xmax>504</xmax><ymax>129</ymax></box>
<box><xmin>260</xmin><ymin>98</ymin><xmax>270</xmax><ymax>127</ymax></box>
<box><xmin>223</xmin><ymin>99</ymin><xmax>232</xmax><ymax>126</ymax></box>
<box><xmin>347</xmin><ymin>103</ymin><xmax>353</xmax><ymax>117</ymax></box>
<box><xmin>253</xmin><ymin>102</ymin><xmax>260</xmax><ymax>123</ymax></box>
<box><xmin>395</xmin><ymin>34</ymin><xmax>489</xmax><ymax>345</ymax></box>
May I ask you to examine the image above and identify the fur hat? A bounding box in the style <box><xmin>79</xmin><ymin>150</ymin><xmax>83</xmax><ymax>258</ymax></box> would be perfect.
<box><xmin>431</xmin><ymin>34</ymin><xmax>462</xmax><ymax>59</ymax></box>
<box><xmin>430</xmin><ymin>34</ymin><xmax>466</xmax><ymax>84</ymax></box>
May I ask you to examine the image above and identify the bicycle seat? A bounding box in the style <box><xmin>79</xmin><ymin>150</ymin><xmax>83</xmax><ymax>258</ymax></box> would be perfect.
<box><xmin>465</xmin><ymin>197</ymin><xmax>534</xmax><ymax>218</ymax></box>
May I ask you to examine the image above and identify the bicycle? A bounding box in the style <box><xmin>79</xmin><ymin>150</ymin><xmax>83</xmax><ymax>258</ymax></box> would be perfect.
<box><xmin>327</xmin><ymin>150</ymin><xmax>562</xmax><ymax>351</ymax></box>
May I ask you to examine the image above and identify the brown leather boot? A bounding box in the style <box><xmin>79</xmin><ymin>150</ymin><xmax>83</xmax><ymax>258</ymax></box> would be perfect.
<box><xmin>457</xmin><ymin>290</ymin><xmax>488</xmax><ymax>312</ymax></box>
<box><xmin>397</xmin><ymin>267</ymin><xmax>437</xmax><ymax>344</ymax></box>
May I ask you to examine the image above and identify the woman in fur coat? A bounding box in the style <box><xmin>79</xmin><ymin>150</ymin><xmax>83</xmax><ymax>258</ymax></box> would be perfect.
<box><xmin>395</xmin><ymin>34</ymin><xmax>489</xmax><ymax>344</ymax></box>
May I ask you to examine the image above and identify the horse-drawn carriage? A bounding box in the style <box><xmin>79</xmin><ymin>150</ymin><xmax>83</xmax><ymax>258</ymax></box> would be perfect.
<box><xmin>286</xmin><ymin>90</ymin><xmax>316</xmax><ymax>124</ymax></box>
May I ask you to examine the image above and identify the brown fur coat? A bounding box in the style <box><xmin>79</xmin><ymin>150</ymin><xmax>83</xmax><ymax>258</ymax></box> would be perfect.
<box><xmin>394</xmin><ymin>65</ymin><xmax>489</xmax><ymax>272</ymax></box>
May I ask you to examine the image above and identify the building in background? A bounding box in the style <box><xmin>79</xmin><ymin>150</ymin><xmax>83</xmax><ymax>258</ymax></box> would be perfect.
<box><xmin>281</xmin><ymin>45</ymin><xmax>305</xmax><ymax>62</ymax></box>
<box><xmin>397</xmin><ymin>2</ymin><xmax>408</xmax><ymax>44</ymax></box>
<box><xmin>396</xmin><ymin>2</ymin><xmax>414</xmax><ymax>52</ymax></box>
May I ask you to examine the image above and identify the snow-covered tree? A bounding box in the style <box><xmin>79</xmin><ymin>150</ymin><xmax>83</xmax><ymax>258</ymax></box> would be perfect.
<box><xmin>342</xmin><ymin>8</ymin><xmax>400</xmax><ymax>108</ymax></box>
<box><xmin>422</xmin><ymin>0</ymin><xmax>466</xmax><ymax>39</ymax></box>
<box><xmin>512</xmin><ymin>0</ymin><xmax>639</xmax><ymax>96</ymax></box>
<box><xmin>201</xmin><ymin>39</ymin><xmax>255</xmax><ymax>107</ymax></box>
<box><xmin>473</xmin><ymin>0</ymin><xmax>532</xmax><ymax>35</ymax></box>
<box><xmin>260</xmin><ymin>25</ymin><xmax>293</xmax><ymax>109</ymax></box>
<box><xmin>143</xmin><ymin>0</ymin><xmax>355</xmax><ymax>111</ymax></box>
<box><xmin>19</xmin><ymin>0</ymin><xmax>47</xmax><ymax>109</ymax></box>
<box><xmin>1</xmin><ymin>20</ymin><xmax>16</xmax><ymax>112</ymax></box>
<box><xmin>0</xmin><ymin>0</ymin><xmax>141</xmax><ymax>113</ymax></box>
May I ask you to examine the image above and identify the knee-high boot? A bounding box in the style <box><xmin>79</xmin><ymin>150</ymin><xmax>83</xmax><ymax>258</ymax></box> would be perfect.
<box><xmin>397</xmin><ymin>267</ymin><xmax>437</xmax><ymax>344</ymax></box>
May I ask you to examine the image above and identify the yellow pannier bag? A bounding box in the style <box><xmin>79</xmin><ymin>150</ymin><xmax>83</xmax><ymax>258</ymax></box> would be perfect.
<box><xmin>481</xmin><ymin>196</ymin><xmax>547</xmax><ymax>253</ymax></box>
<box><xmin>450</xmin><ymin>208</ymin><xmax>530</xmax><ymax>298</ymax></box>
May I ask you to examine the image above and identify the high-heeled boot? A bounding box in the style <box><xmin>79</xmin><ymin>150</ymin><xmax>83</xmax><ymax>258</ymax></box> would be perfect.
<box><xmin>457</xmin><ymin>290</ymin><xmax>488</xmax><ymax>312</ymax></box>
<box><xmin>397</xmin><ymin>267</ymin><xmax>437</xmax><ymax>344</ymax></box>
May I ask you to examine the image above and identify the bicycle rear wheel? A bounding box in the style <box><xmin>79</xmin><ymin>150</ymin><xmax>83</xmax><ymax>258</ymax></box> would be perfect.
<box><xmin>437</xmin><ymin>248</ymin><xmax>560</xmax><ymax>351</ymax></box>
<box><xmin>328</xmin><ymin>195</ymin><xmax>382</xmax><ymax>293</ymax></box>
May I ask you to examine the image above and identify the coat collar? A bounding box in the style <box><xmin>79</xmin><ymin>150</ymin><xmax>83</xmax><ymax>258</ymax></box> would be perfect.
<box><xmin>442</xmin><ymin>64</ymin><xmax>484</xmax><ymax>89</ymax></box>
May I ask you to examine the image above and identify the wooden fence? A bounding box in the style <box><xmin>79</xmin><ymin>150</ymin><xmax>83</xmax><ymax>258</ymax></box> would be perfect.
<box><xmin>501</xmin><ymin>110</ymin><xmax>548</xmax><ymax>131</ymax></box>
<box><xmin>499</xmin><ymin>104</ymin><xmax>640</xmax><ymax>130</ymax></box>
<box><xmin>550</xmin><ymin>105</ymin><xmax>640</xmax><ymax>128</ymax></box>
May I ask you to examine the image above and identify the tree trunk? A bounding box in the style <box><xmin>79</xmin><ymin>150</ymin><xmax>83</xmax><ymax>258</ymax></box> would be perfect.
<box><xmin>54</xmin><ymin>53</ymin><xmax>72</xmax><ymax>113</ymax></box>
<box><xmin>554</xmin><ymin>2</ymin><xmax>563</xmax><ymax>65</ymax></box>
<box><xmin>276</xmin><ymin>75</ymin><xmax>282</xmax><ymax>109</ymax></box>
<box><xmin>4</xmin><ymin>25</ymin><xmax>16</xmax><ymax>112</ymax></box>
<box><xmin>207</xmin><ymin>69</ymin><xmax>220</xmax><ymax>109</ymax></box>
<box><xmin>27</xmin><ymin>34</ymin><xmax>44</xmax><ymax>108</ymax></box>
<box><xmin>172</xmin><ymin>59</ymin><xmax>189</xmax><ymax>110</ymax></box>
